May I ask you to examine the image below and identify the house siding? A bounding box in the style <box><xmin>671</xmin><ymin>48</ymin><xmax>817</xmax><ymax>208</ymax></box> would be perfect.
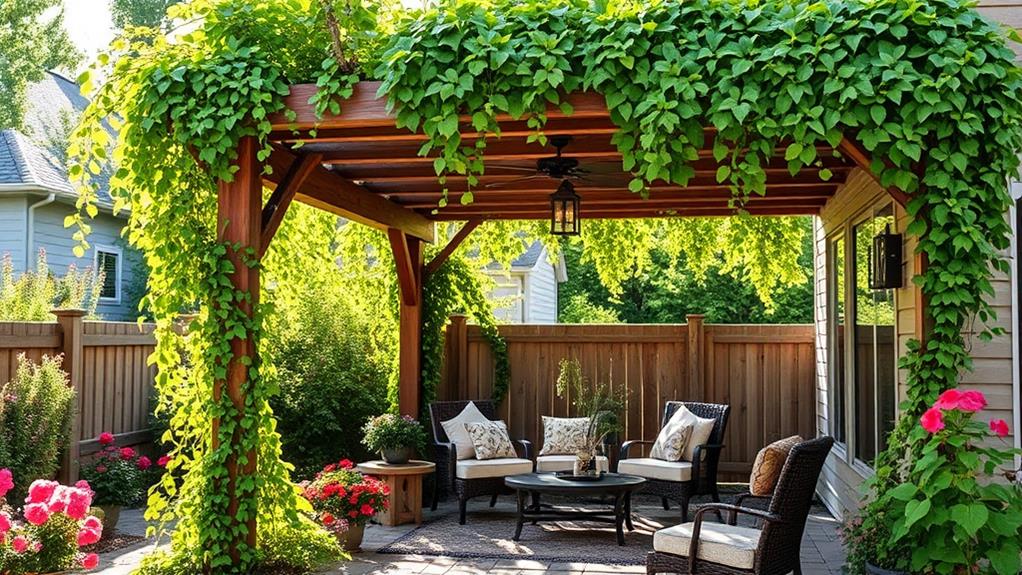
<box><xmin>0</xmin><ymin>196</ymin><xmax>27</xmax><ymax>272</ymax></box>
<box><xmin>524</xmin><ymin>254</ymin><xmax>558</xmax><ymax>324</ymax></box>
<box><xmin>815</xmin><ymin>168</ymin><xmax>1017</xmax><ymax>520</ymax></box>
<box><xmin>31</xmin><ymin>201</ymin><xmax>142</xmax><ymax>321</ymax></box>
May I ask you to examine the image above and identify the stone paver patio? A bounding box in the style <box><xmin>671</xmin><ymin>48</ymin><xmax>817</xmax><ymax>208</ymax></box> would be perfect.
<box><xmin>93</xmin><ymin>495</ymin><xmax>846</xmax><ymax>575</ymax></box>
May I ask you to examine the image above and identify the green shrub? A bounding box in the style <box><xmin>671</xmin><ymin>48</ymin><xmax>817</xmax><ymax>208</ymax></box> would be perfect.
<box><xmin>267</xmin><ymin>286</ymin><xmax>390</xmax><ymax>479</ymax></box>
<box><xmin>0</xmin><ymin>250</ymin><xmax>104</xmax><ymax>321</ymax></box>
<box><xmin>0</xmin><ymin>355</ymin><xmax>76</xmax><ymax>501</ymax></box>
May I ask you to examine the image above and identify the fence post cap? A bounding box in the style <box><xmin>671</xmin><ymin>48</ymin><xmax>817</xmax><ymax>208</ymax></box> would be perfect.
<box><xmin>685</xmin><ymin>314</ymin><xmax>706</xmax><ymax>321</ymax></box>
<box><xmin>51</xmin><ymin>309</ymin><xmax>87</xmax><ymax>318</ymax></box>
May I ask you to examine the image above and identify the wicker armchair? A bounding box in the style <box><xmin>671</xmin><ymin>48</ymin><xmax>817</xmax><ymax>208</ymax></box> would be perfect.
<box><xmin>618</xmin><ymin>401</ymin><xmax>731</xmax><ymax>522</ymax></box>
<box><xmin>428</xmin><ymin>400</ymin><xmax>533</xmax><ymax>525</ymax></box>
<box><xmin>646</xmin><ymin>436</ymin><xmax>835</xmax><ymax>575</ymax></box>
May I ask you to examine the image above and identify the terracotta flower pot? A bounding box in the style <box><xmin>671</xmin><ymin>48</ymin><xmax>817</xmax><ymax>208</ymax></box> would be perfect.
<box><xmin>336</xmin><ymin>522</ymin><xmax>366</xmax><ymax>552</ymax></box>
<box><xmin>381</xmin><ymin>447</ymin><xmax>413</xmax><ymax>465</ymax></box>
<box><xmin>97</xmin><ymin>504</ymin><xmax>121</xmax><ymax>532</ymax></box>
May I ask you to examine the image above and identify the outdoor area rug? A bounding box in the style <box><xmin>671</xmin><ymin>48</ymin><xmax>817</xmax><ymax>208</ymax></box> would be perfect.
<box><xmin>377</xmin><ymin>499</ymin><xmax>683</xmax><ymax>565</ymax></box>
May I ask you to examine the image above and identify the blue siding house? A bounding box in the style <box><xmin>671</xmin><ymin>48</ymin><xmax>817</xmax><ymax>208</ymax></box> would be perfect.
<box><xmin>0</xmin><ymin>72</ymin><xmax>145</xmax><ymax>320</ymax></box>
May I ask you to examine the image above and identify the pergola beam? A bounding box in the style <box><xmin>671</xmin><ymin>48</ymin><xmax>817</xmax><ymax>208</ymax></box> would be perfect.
<box><xmin>837</xmin><ymin>137</ymin><xmax>910</xmax><ymax>206</ymax></box>
<box><xmin>259</xmin><ymin>153</ymin><xmax>322</xmax><ymax>257</ymax></box>
<box><xmin>425</xmin><ymin>219</ymin><xmax>482</xmax><ymax>277</ymax></box>
<box><xmin>264</xmin><ymin>149</ymin><xmax>435</xmax><ymax>243</ymax></box>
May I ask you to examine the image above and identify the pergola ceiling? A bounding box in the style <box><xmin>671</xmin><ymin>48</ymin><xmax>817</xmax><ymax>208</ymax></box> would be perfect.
<box><xmin>264</xmin><ymin>82</ymin><xmax>858</xmax><ymax>234</ymax></box>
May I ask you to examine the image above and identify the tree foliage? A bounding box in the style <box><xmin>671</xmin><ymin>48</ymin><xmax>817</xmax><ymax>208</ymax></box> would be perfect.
<box><xmin>0</xmin><ymin>0</ymin><xmax>79</xmax><ymax>130</ymax></box>
<box><xmin>110</xmin><ymin>0</ymin><xmax>182</xmax><ymax>29</ymax></box>
<box><xmin>68</xmin><ymin>0</ymin><xmax>1022</xmax><ymax>572</ymax></box>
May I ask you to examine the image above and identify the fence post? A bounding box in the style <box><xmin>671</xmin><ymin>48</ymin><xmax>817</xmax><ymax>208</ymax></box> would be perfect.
<box><xmin>686</xmin><ymin>314</ymin><xmax>705</xmax><ymax>396</ymax></box>
<box><xmin>447</xmin><ymin>315</ymin><xmax>468</xmax><ymax>400</ymax></box>
<box><xmin>52</xmin><ymin>309</ymin><xmax>86</xmax><ymax>483</ymax></box>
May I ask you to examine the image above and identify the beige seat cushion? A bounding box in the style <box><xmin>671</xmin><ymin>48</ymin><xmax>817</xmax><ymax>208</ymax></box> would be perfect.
<box><xmin>617</xmin><ymin>458</ymin><xmax>693</xmax><ymax>482</ymax></box>
<box><xmin>653</xmin><ymin>522</ymin><xmax>761</xmax><ymax>569</ymax></box>
<box><xmin>440</xmin><ymin>402</ymin><xmax>491</xmax><ymax>460</ymax></box>
<box><xmin>536</xmin><ymin>455</ymin><xmax>610</xmax><ymax>473</ymax></box>
<box><xmin>455</xmin><ymin>458</ymin><xmax>533</xmax><ymax>480</ymax></box>
<box><xmin>539</xmin><ymin>416</ymin><xmax>590</xmax><ymax>456</ymax></box>
<box><xmin>749</xmin><ymin>435</ymin><xmax>803</xmax><ymax>496</ymax></box>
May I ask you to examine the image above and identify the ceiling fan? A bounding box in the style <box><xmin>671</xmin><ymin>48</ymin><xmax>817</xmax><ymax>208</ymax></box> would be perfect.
<box><xmin>483</xmin><ymin>135</ymin><xmax>630</xmax><ymax>189</ymax></box>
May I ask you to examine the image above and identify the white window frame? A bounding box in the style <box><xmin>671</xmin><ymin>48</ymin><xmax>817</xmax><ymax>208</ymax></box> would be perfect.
<box><xmin>94</xmin><ymin>245</ymin><xmax>123</xmax><ymax>304</ymax></box>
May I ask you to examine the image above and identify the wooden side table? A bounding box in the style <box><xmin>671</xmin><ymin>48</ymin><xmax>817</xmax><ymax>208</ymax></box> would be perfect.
<box><xmin>357</xmin><ymin>460</ymin><xmax>435</xmax><ymax>526</ymax></box>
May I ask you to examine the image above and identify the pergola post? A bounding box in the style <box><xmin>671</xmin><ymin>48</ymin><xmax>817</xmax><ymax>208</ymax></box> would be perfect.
<box><xmin>215</xmin><ymin>135</ymin><xmax>261</xmax><ymax>562</ymax></box>
<box><xmin>389</xmin><ymin>228</ymin><xmax>424</xmax><ymax>417</ymax></box>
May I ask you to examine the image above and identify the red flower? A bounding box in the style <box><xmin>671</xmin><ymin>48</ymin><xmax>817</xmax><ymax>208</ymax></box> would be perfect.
<box><xmin>339</xmin><ymin>459</ymin><xmax>353</xmax><ymax>470</ymax></box>
<box><xmin>321</xmin><ymin>512</ymin><xmax>335</xmax><ymax>525</ymax></box>
<box><xmin>920</xmin><ymin>407</ymin><xmax>945</xmax><ymax>434</ymax></box>
<box><xmin>137</xmin><ymin>456</ymin><xmax>152</xmax><ymax>471</ymax></box>
<box><xmin>349</xmin><ymin>495</ymin><xmax>359</xmax><ymax>505</ymax></box>
<box><xmin>348</xmin><ymin>510</ymin><xmax>359</xmax><ymax>518</ymax></box>
<box><xmin>990</xmin><ymin>419</ymin><xmax>1010</xmax><ymax>437</ymax></box>
<box><xmin>323</xmin><ymin>463</ymin><xmax>336</xmax><ymax>473</ymax></box>
<box><xmin>98</xmin><ymin>432</ymin><xmax>114</xmax><ymax>446</ymax></box>
<box><xmin>957</xmin><ymin>390</ymin><xmax>987</xmax><ymax>412</ymax></box>
<box><xmin>934</xmin><ymin>389</ymin><xmax>963</xmax><ymax>411</ymax></box>
<box><xmin>119</xmin><ymin>447</ymin><xmax>136</xmax><ymax>461</ymax></box>
<box><xmin>157</xmin><ymin>455</ymin><xmax>171</xmax><ymax>467</ymax></box>
<box><xmin>82</xmin><ymin>552</ymin><xmax>100</xmax><ymax>569</ymax></box>
<box><xmin>360</xmin><ymin>504</ymin><xmax>374</xmax><ymax>516</ymax></box>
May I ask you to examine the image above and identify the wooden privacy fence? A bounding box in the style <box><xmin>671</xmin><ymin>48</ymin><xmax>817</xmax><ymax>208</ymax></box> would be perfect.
<box><xmin>0</xmin><ymin>311</ymin><xmax>157</xmax><ymax>480</ymax></box>
<box><xmin>440</xmin><ymin>314</ymin><xmax>816</xmax><ymax>481</ymax></box>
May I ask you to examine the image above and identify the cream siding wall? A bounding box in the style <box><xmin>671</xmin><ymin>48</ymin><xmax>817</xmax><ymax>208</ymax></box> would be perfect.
<box><xmin>815</xmin><ymin>168</ymin><xmax>1018</xmax><ymax>519</ymax></box>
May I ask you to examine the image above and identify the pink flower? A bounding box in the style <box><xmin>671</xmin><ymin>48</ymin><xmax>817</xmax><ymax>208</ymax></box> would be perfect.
<box><xmin>0</xmin><ymin>512</ymin><xmax>10</xmax><ymax>533</ymax></box>
<box><xmin>0</xmin><ymin>469</ymin><xmax>13</xmax><ymax>498</ymax></box>
<box><xmin>66</xmin><ymin>488</ymin><xmax>93</xmax><ymax>520</ymax></box>
<box><xmin>137</xmin><ymin>456</ymin><xmax>152</xmax><ymax>471</ymax></box>
<box><xmin>82</xmin><ymin>552</ymin><xmax>100</xmax><ymax>569</ymax></box>
<box><xmin>84</xmin><ymin>515</ymin><xmax>103</xmax><ymax>532</ymax></box>
<box><xmin>920</xmin><ymin>407</ymin><xmax>945</xmax><ymax>433</ymax></box>
<box><xmin>75</xmin><ymin>479</ymin><xmax>92</xmax><ymax>492</ymax></box>
<box><xmin>47</xmin><ymin>486</ymin><xmax>69</xmax><ymax>514</ymax></box>
<box><xmin>157</xmin><ymin>455</ymin><xmax>171</xmax><ymax>467</ymax></box>
<box><xmin>934</xmin><ymin>389</ymin><xmax>963</xmax><ymax>410</ymax></box>
<box><xmin>32</xmin><ymin>541</ymin><xmax>42</xmax><ymax>552</ymax></box>
<box><xmin>78</xmin><ymin>527</ymin><xmax>101</xmax><ymax>546</ymax></box>
<box><xmin>95</xmin><ymin>465</ymin><xmax>107</xmax><ymax>474</ymax></box>
<box><xmin>26</xmin><ymin>480</ymin><xmax>57</xmax><ymax>504</ymax></box>
<box><xmin>990</xmin><ymin>419</ymin><xmax>1010</xmax><ymax>437</ymax></box>
<box><xmin>12</xmin><ymin>535</ymin><xmax>28</xmax><ymax>553</ymax></box>
<box><xmin>957</xmin><ymin>390</ymin><xmax>987</xmax><ymax>412</ymax></box>
<box><xmin>119</xmin><ymin>447</ymin><xmax>136</xmax><ymax>461</ymax></box>
<box><xmin>98</xmin><ymin>432</ymin><xmax>114</xmax><ymax>445</ymax></box>
<box><xmin>24</xmin><ymin>503</ymin><xmax>50</xmax><ymax>525</ymax></box>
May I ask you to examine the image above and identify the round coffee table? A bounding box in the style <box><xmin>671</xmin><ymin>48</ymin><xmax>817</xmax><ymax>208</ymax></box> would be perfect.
<box><xmin>504</xmin><ymin>473</ymin><xmax>646</xmax><ymax>546</ymax></box>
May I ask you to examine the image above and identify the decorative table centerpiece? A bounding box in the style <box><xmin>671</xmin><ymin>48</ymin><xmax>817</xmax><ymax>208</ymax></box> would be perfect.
<box><xmin>555</xmin><ymin>358</ymin><xmax>624</xmax><ymax>478</ymax></box>
<box><xmin>300</xmin><ymin>459</ymin><xmax>389</xmax><ymax>552</ymax></box>
<box><xmin>0</xmin><ymin>469</ymin><xmax>103</xmax><ymax>574</ymax></box>
<box><xmin>362</xmin><ymin>414</ymin><xmax>427</xmax><ymax>465</ymax></box>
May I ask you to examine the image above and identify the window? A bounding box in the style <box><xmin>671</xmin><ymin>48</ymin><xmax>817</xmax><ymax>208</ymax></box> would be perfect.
<box><xmin>828</xmin><ymin>236</ymin><xmax>847</xmax><ymax>445</ymax></box>
<box><xmin>95</xmin><ymin>247</ymin><xmax>121</xmax><ymax>303</ymax></box>
<box><xmin>851</xmin><ymin>205</ymin><xmax>898</xmax><ymax>465</ymax></box>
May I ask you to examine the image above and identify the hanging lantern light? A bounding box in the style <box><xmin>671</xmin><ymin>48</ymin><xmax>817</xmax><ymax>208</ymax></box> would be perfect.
<box><xmin>549</xmin><ymin>179</ymin><xmax>581</xmax><ymax>236</ymax></box>
<box><xmin>869</xmin><ymin>224</ymin><xmax>903</xmax><ymax>290</ymax></box>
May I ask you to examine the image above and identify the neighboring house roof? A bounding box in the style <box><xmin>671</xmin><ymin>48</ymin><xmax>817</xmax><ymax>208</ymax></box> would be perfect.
<box><xmin>0</xmin><ymin>72</ymin><xmax>114</xmax><ymax>208</ymax></box>
<box><xmin>486</xmin><ymin>240</ymin><xmax>568</xmax><ymax>282</ymax></box>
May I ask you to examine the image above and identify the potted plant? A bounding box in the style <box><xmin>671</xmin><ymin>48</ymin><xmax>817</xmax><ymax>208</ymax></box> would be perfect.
<box><xmin>849</xmin><ymin>389</ymin><xmax>1022</xmax><ymax>574</ymax></box>
<box><xmin>0</xmin><ymin>468</ymin><xmax>102</xmax><ymax>574</ymax></box>
<box><xmin>78</xmin><ymin>432</ymin><xmax>154</xmax><ymax>531</ymax></box>
<box><xmin>362</xmin><ymin>414</ymin><xmax>427</xmax><ymax>465</ymax></box>
<box><xmin>555</xmin><ymin>358</ymin><xmax>625</xmax><ymax>476</ymax></box>
<box><xmin>300</xmin><ymin>459</ymin><xmax>389</xmax><ymax>552</ymax></box>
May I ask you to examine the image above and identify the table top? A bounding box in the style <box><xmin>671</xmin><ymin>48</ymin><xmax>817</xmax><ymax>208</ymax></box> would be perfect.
<box><xmin>505</xmin><ymin>472</ymin><xmax>646</xmax><ymax>494</ymax></box>
<box><xmin>357</xmin><ymin>460</ymin><xmax>436</xmax><ymax>475</ymax></box>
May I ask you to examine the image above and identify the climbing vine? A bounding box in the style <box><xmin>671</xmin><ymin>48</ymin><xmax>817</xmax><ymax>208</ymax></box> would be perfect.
<box><xmin>67</xmin><ymin>0</ymin><xmax>1022</xmax><ymax>573</ymax></box>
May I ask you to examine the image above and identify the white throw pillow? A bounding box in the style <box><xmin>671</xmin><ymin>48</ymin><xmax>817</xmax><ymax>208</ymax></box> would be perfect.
<box><xmin>650</xmin><ymin>412</ymin><xmax>694</xmax><ymax>462</ymax></box>
<box><xmin>681</xmin><ymin>407</ymin><xmax>717</xmax><ymax>462</ymax></box>
<box><xmin>464</xmin><ymin>421</ymin><xmax>517</xmax><ymax>460</ymax></box>
<box><xmin>539</xmin><ymin>416</ymin><xmax>590</xmax><ymax>456</ymax></box>
<box><xmin>440</xmin><ymin>402</ymin><xmax>490</xmax><ymax>460</ymax></box>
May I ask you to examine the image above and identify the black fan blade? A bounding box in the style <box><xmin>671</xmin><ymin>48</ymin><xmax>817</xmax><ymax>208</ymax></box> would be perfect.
<box><xmin>485</xmin><ymin>174</ymin><xmax>549</xmax><ymax>188</ymax></box>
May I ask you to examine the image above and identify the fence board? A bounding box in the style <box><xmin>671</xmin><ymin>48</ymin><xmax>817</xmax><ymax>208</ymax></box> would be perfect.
<box><xmin>441</xmin><ymin>318</ymin><xmax>816</xmax><ymax>481</ymax></box>
<box><xmin>0</xmin><ymin>318</ymin><xmax>158</xmax><ymax>480</ymax></box>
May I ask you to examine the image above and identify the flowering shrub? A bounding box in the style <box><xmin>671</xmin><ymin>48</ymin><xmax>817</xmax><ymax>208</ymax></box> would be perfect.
<box><xmin>362</xmin><ymin>414</ymin><xmax>427</xmax><ymax>454</ymax></box>
<box><xmin>0</xmin><ymin>469</ymin><xmax>101</xmax><ymax>574</ymax></box>
<box><xmin>79</xmin><ymin>432</ymin><xmax>168</xmax><ymax>507</ymax></box>
<box><xmin>300</xmin><ymin>460</ymin><xmax>389</xmax><ymax>533</ymax></box>
<box><xmin>860</xmin><ymin>389</ymin><xmax>1022</xmax><ymax>574</ymax></box>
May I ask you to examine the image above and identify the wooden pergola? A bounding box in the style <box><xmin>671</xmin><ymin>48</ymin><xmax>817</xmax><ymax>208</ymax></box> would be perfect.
<box><xmin>222</xmin><ymin>80</ymin><xmax>907</xmax><ymax>422</ymax></box>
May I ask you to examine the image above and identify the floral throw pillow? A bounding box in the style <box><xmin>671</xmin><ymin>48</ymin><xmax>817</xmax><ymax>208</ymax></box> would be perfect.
<box><xmin>539</xmin><ymin>416</ymin><xmax>590</xmax><ymax>456</ymax></box>
<box><xmin>649</xmin><ymin>418</ymin><xmax>694</xmax><ymax>462</ymax></box>
<box><xmin>464</xmin><ymin>421</ymin><xmax>517</xmax><ymax>460</ymax></box>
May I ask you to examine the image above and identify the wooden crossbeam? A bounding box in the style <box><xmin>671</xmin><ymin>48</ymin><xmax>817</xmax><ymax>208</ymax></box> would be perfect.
<box><xmin>264</xmin><ymin>149</ymin><xmax>435</xmax><ymax>243</ymax></box>
<box><xmin>837</xmin><ymin>137</ymin><xmax>909</xmax><ymax>206</ymax></box>
<box><xmin>259</xmin><ymin>153</ymin><xmax>322</xmax><ymax>256</ymax></box>
<box><xmin>428</xmin><ymin>205</ymin><xmax>822</xmax><ymax>220</ymax></box>
<box><xmin>425</xmin><ymin>219</ymin><xmax>482</xmax><ymax>277</ymax></box>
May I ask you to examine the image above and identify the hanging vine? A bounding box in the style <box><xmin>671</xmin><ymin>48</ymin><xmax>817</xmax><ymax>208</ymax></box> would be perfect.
<box><xmin>66</xmin><ymin>0</ymin><xmax>1022</xmax><ymax>573</ymax></box>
